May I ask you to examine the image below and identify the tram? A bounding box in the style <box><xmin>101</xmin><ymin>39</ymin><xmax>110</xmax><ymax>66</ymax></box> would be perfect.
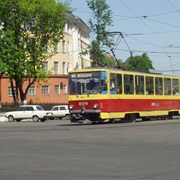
<box><xmin>68</xmin><ymin>67</ymin><xmax>180</xmax><ymax>123</ymax></box>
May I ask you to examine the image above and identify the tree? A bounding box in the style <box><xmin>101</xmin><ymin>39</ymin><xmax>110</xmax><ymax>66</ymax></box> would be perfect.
<box><xmin>0</xmin><ymin>0</ymin><xmax>67</xmax><ymax>104</ymax></box>
<box><xmin>124</xmin><ymin>53</ymin><xmax>154</xmax><ymax>71</ymax></box>
<box><xmin>63</xmin><ymin>0</ymin><xmax>75</xmax><ymax>13</ymax></box>
<box><xmin>102</xmin><ymin>53</ymin><xmax>117</xmax><ymax>67</ymax></box>
<box><xmin>86</xmin><ymin>0</ymin><xmax>114</xmax><ymax>67</ymax></box>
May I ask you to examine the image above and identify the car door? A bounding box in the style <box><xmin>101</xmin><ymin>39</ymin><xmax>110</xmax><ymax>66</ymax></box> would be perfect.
<box><xmin>59</xmin><ymin>106</ymin><xmax>67</xmax><ymax>117</ymax></box>
<box><xmin>26</xmin><ymin>106</ymin><xmax>34</xmax><ymax>119</ymax></box>
<box><xmin>14</xmin><ymin>106</ymin><xmax>25</xmax><ymax>119</ymax></box>
<box><xmin>51</xmin><ymin>106</ymin><xmax>59</xmax><ymax>117</ymax></box>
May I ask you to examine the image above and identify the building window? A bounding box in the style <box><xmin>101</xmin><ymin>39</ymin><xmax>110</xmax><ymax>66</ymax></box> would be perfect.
<box><xmin>63</xmin><ymin>85</ymin><xmax>67</xmax><ymax>94</ymax></box>
<box><xmin>54</xmin><ymin>62</ymin><xmax>59</xmax><ymax>74</ymax></box>
<box><xmin>42</xmin><ymin>61</ymin><xmax>48</xmax><ymax>72</ymax></box>
<box><xmin>8</xmin><ymin>87</ymin><xmax>16</xmax><ymax>96</ymax></box>
<box><xmin>62</xmin><ymin>40</ymin><xmax>66</xmax><ymax>53</ymax></box>
<box><xmin>62</xmin><ymin>62</ymin><xmax>66</xmax><ymax>74</ymax></box>
<box><xmin>25</xmin><ymin>19</ymin><xmax>35</xmax><ymax>31</ymax></box>
<box><xmin>42</xmin><ymin>86</ymin><xmax>49</xmax><ymax>95</ymax></box>
<box><xmin>54</xmin><ymin>85</ymin><xmax>60</xmax><ymax>94</ymax></box>
<box><xmin>27</xmin><ymin>86</ymin><xmax>36</xmax><ymax>95</ymax></box>
<box><xmin>42</xmin><ymin>44</ymin><xmax>48</xmax><ymax>53</ymax></box>
<box><xmin>54</xmin><ymin>42</ymin><xmax>59</xmax><ymax>53</ymax></box>
<box><xmin>26</xmin><ymin>38</ymin><xmax>35</xmax><ymax>52</ymax></box>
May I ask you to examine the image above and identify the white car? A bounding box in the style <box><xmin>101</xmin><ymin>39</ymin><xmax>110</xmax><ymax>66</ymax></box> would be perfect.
<box><xmin>5</xmin><ymin>105</ymin><xmax>47</xmax><ymax>122</ymax></box>
<box><xmin>44</xmin><ymin>105</ymin><xmax>70</xmax><ymax>120</ymax></box>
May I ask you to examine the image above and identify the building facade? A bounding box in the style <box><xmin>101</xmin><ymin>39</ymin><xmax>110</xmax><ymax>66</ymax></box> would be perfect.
<box><xmin>0</xmin><ymin>13</ymin><xmax>91</xmax><ymax>104</ymax></box>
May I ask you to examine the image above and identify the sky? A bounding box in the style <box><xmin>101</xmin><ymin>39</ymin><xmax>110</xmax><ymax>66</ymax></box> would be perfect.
<box><xmin>61</xmin><ymin>0</ymin><xmax>180</xmax><ymax>76</ymax></box>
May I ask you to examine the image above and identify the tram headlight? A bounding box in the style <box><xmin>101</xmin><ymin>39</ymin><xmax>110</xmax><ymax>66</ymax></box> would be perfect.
<box><xmin>69</xmin><ymin>105</ymin><xmax>74</xmax><ymax>110</ymax></box>
<box><xmin>94</xmin><ymin>104</ymin><xmax>98</xmax><ymax>109</ymax></box>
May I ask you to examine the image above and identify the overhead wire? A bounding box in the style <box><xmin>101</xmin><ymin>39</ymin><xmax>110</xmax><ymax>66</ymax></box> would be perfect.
<box><xmin>120</xmin><ymin>0</ymin><xmax>170</xmax><ymax>46</ymax></box>
<box><xmin>126</xmin><ymin>30</ymin><xmax>180</xmax><ymax>36</ymax></box>
<box><xmin>144</xmin><ymin>18</ymin><xmax>180</xmax><ymax>29</ymax></box>
<box><xmin>73</xmin><ymin>1</ymin><xmax>180</xmax><ymax>74</ymax></box>
<box><xmin>120</xmin><ymin>0</ymin><xmax>178</xmax><ymax>73</ymax></box>
<box><xmin>167</xmin><ymin>0</ymin><xmax>180</xmax><ymax>15</ymax></box>
<box><xmin>113</xmin><ymin>10</ymin><xmax>179</xmax><ymax>21</ymax></box>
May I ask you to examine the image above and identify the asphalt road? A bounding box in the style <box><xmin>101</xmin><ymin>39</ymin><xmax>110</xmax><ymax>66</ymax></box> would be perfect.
<box><xmin>1</xmin><ymin>119</ymin><xmax>180</xmax><ymax>180</ymax></box>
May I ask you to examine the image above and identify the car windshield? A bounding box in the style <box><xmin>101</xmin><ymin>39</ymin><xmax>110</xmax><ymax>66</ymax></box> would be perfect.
<box><xmin>36</xmin><ymin>106</ymin><xmax>44</xmax><ymax>111</ymax></box>
<box><xmin>69</xmin><ymin>71</ymin><xmax>107</xmax><ymax>95</ymax></box>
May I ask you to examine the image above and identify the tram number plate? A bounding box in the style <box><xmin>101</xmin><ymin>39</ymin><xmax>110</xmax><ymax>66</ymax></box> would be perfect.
<box><xmin>79</xmin><ymin>102</ymin><xmax>88</xmax><ymax>106</ymax></box>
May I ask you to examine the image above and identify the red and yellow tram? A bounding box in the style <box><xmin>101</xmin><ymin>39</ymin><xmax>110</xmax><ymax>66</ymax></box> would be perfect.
<box><xmin>68</xmin><ymin>68</ymin><xmax>180</xmax><ymax>123</ymax></box>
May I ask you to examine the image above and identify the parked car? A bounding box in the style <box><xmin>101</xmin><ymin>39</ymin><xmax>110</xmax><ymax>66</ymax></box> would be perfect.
<box><xmin>44</xmin><ymin>105</ymin><xmax>70</xmax><ymax>120</ymax></box>
<box><xmin>5</xmin><ymin>105</ymin><xmax>47</xmax><ymax>122</ymax></box>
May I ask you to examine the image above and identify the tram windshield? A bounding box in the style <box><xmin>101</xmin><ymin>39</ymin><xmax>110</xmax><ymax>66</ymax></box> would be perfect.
<box><xmin>69</xmin><ymin>71</ymin><xmax>107</xmax><ymax>95</ymax></box>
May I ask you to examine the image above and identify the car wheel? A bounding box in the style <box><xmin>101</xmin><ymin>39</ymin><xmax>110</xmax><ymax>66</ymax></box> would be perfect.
<box><xmin>65</xmin><ymin>114</ymin><xmax>71</xmax><ymax>120</ymax></box>
<box><xmin>16</xmin><ymin>119</ymin><xmax>21</xmax><ymax>122</ymax></box>
<box><xmin>32</xmin><ymin>115</ymin><xmax>39</xmax><ymax>122</ymax></box>
<box><xmin>40</xmin><ymin>119</ymin><xmax>45</xmax><ymax>122</ymax></box>
<box><xmin>8</xmin><ymin>115</ymin><xmax>15</xmax><ymax>122</ymax></box>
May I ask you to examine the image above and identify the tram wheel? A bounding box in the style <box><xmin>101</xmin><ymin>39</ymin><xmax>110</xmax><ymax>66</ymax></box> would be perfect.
<box><xmin>142</xmin><ymin>117</ymin><xmax>151</xmax><ymax>121</ymax></box>
<box><xmin>167</xmin><ymin>113</ymin><xmax>173</xmax><ymax>119</ymax></box>
<box><xmin>129</xmin><ymin>114</ymin><xmax>136</xmax><ymax>122</ymax></box>
<box><xmin>109</xmin><ymin>119</ymin><xmax>115</xmax><ymax>123</ymax></box>
<box><xmin>122</xmin><ymin>114</ymin><xmax>136</xmax><ymax>123</ymax></box>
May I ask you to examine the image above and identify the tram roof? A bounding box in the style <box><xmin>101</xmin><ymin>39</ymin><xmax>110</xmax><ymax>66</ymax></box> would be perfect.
<box><xmin>69</xmin><ymin>67</ymin><xmax>180</xmax><ymax>78</ymax></box>
<box><xmin>71</xmin><ymin>67</ymin><xmax>161</xmax><ymax>74</ymax></box>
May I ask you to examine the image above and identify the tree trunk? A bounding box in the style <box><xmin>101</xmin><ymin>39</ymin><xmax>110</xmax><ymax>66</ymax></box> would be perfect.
<box><xmin>10</xmin><ymin>80</ymin><xmax>19</xmax><ymax>106</ymax></box>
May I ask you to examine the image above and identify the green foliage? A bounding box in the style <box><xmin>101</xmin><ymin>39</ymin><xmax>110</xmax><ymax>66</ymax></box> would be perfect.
<box><xmin>86</xmin><ymin>0</ymin><xmax>113</xmax><ymax>67</ymax></box>
<box><xmin>87</xmin><ymin>0</ymin><xmax>112</xmax><ymax>39</ymax></box>
<box><xmin>0</xmin><ymin>0</ymin><xmax>67</xmax><ymax>103</ymax></box>
<box><xmin>125</xmin><ymin>53</ymin><xmax>154</xmax><ymax>71</ymax></box>
<box><xmin>90</xmin><ymin>40</ymin><xmax>105</xmax><ymax>66</ymax></box>
<box><xmin>62</xmin><ymin>0</ymin><xmax>75</xmax><ymax>12</ymax></box>
<box><xmin>102</xmin><ymin>55</ymin><xmax>117</xmax><ymax>67</ymax></box>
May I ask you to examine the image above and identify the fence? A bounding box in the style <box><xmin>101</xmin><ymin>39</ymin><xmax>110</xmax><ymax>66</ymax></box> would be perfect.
<box><xmin>0</xmin><ymin>102</ymin><xmax>68</xmax><ymax>112</ymax></box>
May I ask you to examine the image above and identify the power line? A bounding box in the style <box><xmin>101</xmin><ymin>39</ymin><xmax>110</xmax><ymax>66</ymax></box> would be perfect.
<box><xmin>147</xmin><ymin>10</ymin><xmax>178</xmax><ymax>17</ymax></box>
<box><xmin>120</xmin><ymin>0</ymin><xmax>169</xmax><ymax>46</ymax></box>
<box><xmin>167</xmin><ymin>0</ymin><xmax>180</xmax><ymax>15</ymax></box>
<box><xmin>73</xmin><ymin>1</ymin><xmax>180</xmax><ymax>73</ymax></box>
<box><xmin>144</xmin><ymin>18</ymin><xmax>180</xmax><ymax>29</ymax></box>
<box><xmin>113</xmin><ymin>10</ymin><xmax>179</xmax><ymax>21</ymax></box>
<box><xmin>115</xmin><ymin>48</ymin><xmax>180</xmax><ymax>55</ymax></box>
<box><xmin>125</xmin><ymin>30</ymin><xmax>180</xmax><ymax>36</ymax></box>
<box><xmin>120</xmin><ymin>0</ymin><xmax>179</xmax><ymax>72</ymax></box>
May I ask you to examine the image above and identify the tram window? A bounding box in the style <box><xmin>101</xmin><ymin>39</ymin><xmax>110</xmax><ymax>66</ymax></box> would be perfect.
<box><xmin>116</xmin><ymin>74</ymin><xmax>122</xmax><ymax>94</ymax></box>
<box><xmin>145</xmin><ymin>76</ymin><xmax>154</xmax><ymax>95</ymax></box>
<box><xmin>164</xmin><ymin>78</ymin><xmax>171</xmax><ymax>95</ymax></box>
<box><xmin>124</xmin><ymin>74</ymin><xmax>134</xmax><ymax>94</ymax></box>
<box><xmin>135</xmin><ymin>75</ymin><xmax>144</xmax><ymax>94</ymax></box>
<box><xmin>155</xmin><ymin>77</ymin><xmax>163</xmax><ymax>95</ymax></box>
<box><xmin>110</xmin><ymin>73</ymin><xmax>122</xmax><ymax>94</ymax></box>
<box><xmin>172</xmin><ymin>79</ymin><xmax>179</xmax><ymax>95</ymax></box>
